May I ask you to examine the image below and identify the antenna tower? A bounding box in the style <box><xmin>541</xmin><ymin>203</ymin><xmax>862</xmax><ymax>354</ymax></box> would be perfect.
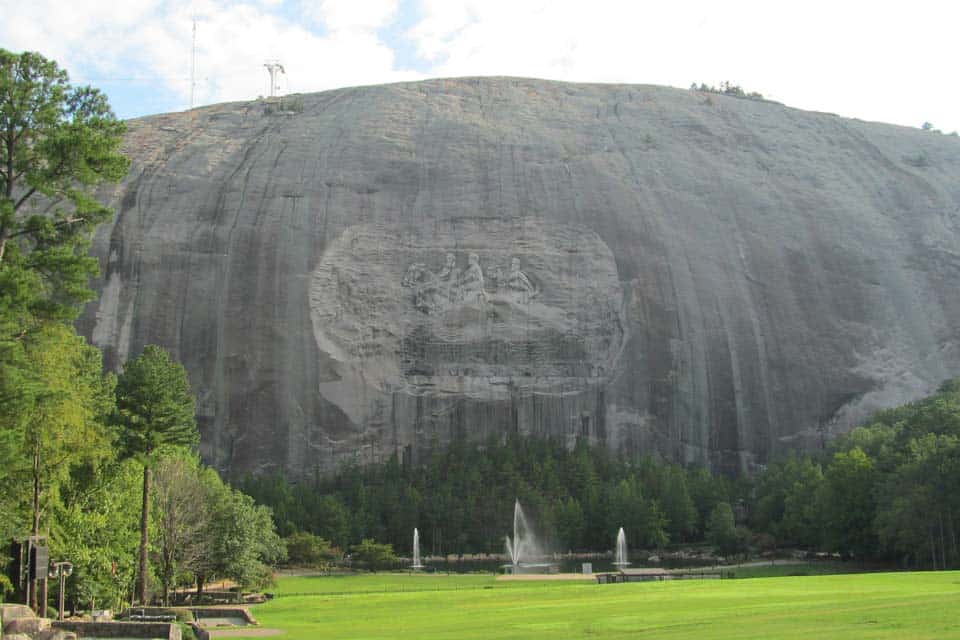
<box><xmin>264</xmin><ymin>60</ymin><xmax>285</xmax><ymax>98</ymax></box>
<box><xmin>190</xmin><ymin>18</ymin><xmax>197</xmax><ymax>109</ymax></box>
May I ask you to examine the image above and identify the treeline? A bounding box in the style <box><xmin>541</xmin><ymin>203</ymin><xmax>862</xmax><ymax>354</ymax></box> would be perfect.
<box><xmin>0</xmin><ymin>341</ymin><xmax>285</xmax><ymax>610</ymax></box>
<box><xmin>242</xmin><ymin>436</ymin><xmax>746</xmax><ymax>557</ymax></box>
<box><xmin>753</xmin><ymin>379</ymin><xmax>960</xmax><ymax>569</ymax></box>
<box><xmin>245</xmin><ymin>381</ymin><xmax>960</xmax><ymax>570</ymax></box>
<box><xmin>0</xmin><ymin>49</ymin><xmax>283</xmax><ymax>611</ymax></box>
<box><xmin>690</xmin><ymin>81</ymin><xmax>765</xmax><ymax>100</ymax></box>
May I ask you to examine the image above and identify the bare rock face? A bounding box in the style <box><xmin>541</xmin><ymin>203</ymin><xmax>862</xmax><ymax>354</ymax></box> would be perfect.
<box><xmin>79</xmin><ymin>77</ymin><xmax>960</xmax><ymax>477</ymax></box>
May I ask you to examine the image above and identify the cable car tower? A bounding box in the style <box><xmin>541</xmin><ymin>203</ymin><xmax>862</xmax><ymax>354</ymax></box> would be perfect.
<box><xmin>264</xmin><ymin>60</ymin><xmax>285</xmax><ymax>98</ymax></box>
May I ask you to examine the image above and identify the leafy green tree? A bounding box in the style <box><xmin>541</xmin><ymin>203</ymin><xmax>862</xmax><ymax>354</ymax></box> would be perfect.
<box><xmin>350</xmin><ymin>539</ymin><xmax>399</xmax><ymax>571</ymax></box>
<box><xmin>660</xmin><ymin>466</ymin><xmax>697</xmax><ymax>542</ymax></box>
<box><xmin>194</xmin><ymin>470</ymin><xmax>285</xmax><ymax>593</ymax></box>
<box><xmin>554</xmin><ymin>497</ymin><xmax>585</xmax><ymax>550</ymax></box>
<box><xmin>53</xmin><ymin>458</ymin><xmax>142</xmax><ymax>612</ymax></box>
<box><xmin>114</xmin><ymin>345</ymin><xmax>198</xmax><ymax>604</ymax></box>
<box><xmin>816</xmin><ymin>448</ymin><xmax>878</xmax><ymax>558</ymax></box>
<box><xmin>0</xmin><ymin>565</ymin><xmax>12</xmax><ymax>597</ymax></box>
<box><xmin>706</xmin><ymin>502</ymin><xmax>747</xmax><ymax>557</ymax></box>
<box><xmin>307</xmin><ymin>494</ymin><xmax>351</xmax><ymax>547</ymax></box>
<box><xmin>0</xmin><ymin>49</ymin><xmax>126</xmax><ymax>607</ymax></box>
<box><xmin>836</xmin><ymin>424</ymin><xmax>897</xmax><ymax>472</ymax></box>
<box><xmin>778</xmin><ymin>458</ymin><xmax>824</xmax><ymax>547</ymax></box>
<box><xmin>567</xmin><ymin>442</ymin><xmax>603</xmax><ymax>544</ymax></box>
<box><xmin>285</xmin><ymin>532</ymin><xmax>336</xmax><ymax>569</ymax></box>
<box><xmin>687</xmin><ymin>466</ymin><xmax>729</xmax><ymax>536</ymax></box>
<box><xmin>0</xmin><ymin>323</ymin><xmax>114</xmax><ymax>538</ymax></box>
<box><xmin>875</xmin><ymin>434</ymin><xmax>960</xmax><ymax>568</ymax></box>
<box><xmin>753</xmin><ymin>456</ymin><xmax>824</xmax><ymax>547</ymax></box>
<box><xmin>605</xmin><ymin>477</ymin><xmax>668</xmax><ymax>550</ymax></box>
<box><xmin>752</xmin><ymin>461</ymin><xmax>790</xmax><ymax>534</ymax></box>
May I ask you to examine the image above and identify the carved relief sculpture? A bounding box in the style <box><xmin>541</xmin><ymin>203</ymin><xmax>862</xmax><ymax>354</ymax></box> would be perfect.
<box><xmin>504</xmin><ymin>257</ymin><xmax>536</xmax><ymax>303</ymax></box>
<box><xmin>460</xmin><ymin>253</ymin><xmax>487</xmax><ymax>304</ymax></box>
<box><xmin>312</xmin><ymin>219</ymin><xmax>625</xmax><ymax>406</ymax></box>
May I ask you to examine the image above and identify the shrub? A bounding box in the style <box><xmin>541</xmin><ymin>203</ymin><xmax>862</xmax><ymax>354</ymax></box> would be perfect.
<box><xmin>350</xmin><ymin>539</ymin><xmax>399</xmax><ymax>571</ymax></box>
<box><xmin>690</xmin><ymin>81</ymin><xmax>764</xmax><ymax>101</ymax></box>
<box><xmin>285</xmin><ymin>532</ymin><xmax>336</xmax><ymax>569</ymax></box>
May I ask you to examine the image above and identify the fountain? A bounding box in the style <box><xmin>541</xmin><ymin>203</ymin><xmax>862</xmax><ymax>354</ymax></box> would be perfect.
<box><xmin>411</xmin><ymin>528</ymin><xmax>424</xmax><ymax>570</ymax></box>
<box><xmin>504</xmin><ymin>500</ymin><xmax>528</xmax><ymax>566</ymax></box>
<box><xmin>613</xmin><ymin>527</ymin><xmax>630</xmax><ymax>569</ymax></box>
<box><xmin>503</xmin><ymin>500</ymin><xmax>557</xmax><ymax>574</ymax></box>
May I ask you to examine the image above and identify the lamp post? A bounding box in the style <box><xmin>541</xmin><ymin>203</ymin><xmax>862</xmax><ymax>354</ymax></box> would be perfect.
<box><xmin>49</xmin><ymin>561</ymin><xmax>73</xmax><ymax>621</ymax></box>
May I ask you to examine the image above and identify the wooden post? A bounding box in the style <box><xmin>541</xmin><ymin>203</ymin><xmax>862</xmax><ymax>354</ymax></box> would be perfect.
<box><xmin>39</xmin><ymin>574</ymin><xmax>48</xmax><ymax>617</ymax></box>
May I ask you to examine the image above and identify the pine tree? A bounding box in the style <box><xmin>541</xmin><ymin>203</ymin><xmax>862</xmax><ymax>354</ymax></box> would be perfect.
<box><xmin>115</xmin><ymin>345</ymin><xmax>197</xmax><ymax>604</ymax></box>
<box><xmin>0</xmin><ymin>49</ymin><xmax>128</xmax><ymax>324</ymax></box>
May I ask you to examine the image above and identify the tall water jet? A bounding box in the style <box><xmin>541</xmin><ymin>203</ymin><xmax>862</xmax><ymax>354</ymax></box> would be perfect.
<box><xmin>613</xmin><ymin>527</ymin><xmax>629</xmax><ymax>569</ymax></box>
<box><xmin>412</xmin><ymin>528</ymin><xmax>423</xmax><ymax>570</ymax></box>
<box><xmin>505</xmin><ymin>499</ymin><xmax>537</xmax><ymax>566</ymax></box>
<box><xmin>501</xmin><ymin>500</ymin><xmax>560</xmax><ymax>574</ymax></box>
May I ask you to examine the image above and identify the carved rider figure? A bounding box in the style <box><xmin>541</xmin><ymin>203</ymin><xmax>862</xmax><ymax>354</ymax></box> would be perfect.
<box><xmin>437</xmin><ymin>252</ymin><xmax>462</xmax><ymax>302</ymax></box>
<box><xmin>460</xmin><ymin>253</ymin><xmax>486</xmax><ymax>303</ymax></box>
<box><xmin>505</xmin><ymin>257</ymin><xmax>535</xmax><ymax>303</ymax></box>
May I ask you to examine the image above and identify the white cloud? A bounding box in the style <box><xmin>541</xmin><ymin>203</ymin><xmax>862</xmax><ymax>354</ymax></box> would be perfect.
<box><xmin>307</xmin><ymin>0</ymin><xmax>399</xmax><ymax>32</ymax></box>
<box><xmin>406</xmin><ymin>0</ymin><xmax>960</xmax><ymax>132</ymax></box>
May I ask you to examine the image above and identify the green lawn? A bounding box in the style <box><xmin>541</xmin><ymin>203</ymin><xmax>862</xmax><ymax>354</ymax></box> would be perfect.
<box><xmin>220</xmin><ymin>571</ymin><xmax>960</xmax><ymax>639</ymax></box>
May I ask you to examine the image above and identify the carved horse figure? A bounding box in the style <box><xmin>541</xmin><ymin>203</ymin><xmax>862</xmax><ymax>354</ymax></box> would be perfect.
<box><xmin>402</xmin><ymin>262</ymin><xmax>445</xmax><ymax>314</ymax></box>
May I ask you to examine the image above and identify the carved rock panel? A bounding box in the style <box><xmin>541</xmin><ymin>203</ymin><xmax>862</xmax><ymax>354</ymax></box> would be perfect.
<box><xmin>310</xmin><ymin>219</ymin><xmax>625</xmax><ymax>421</ymax></box>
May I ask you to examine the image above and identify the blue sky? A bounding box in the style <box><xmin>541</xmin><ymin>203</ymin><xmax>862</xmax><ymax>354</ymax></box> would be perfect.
<box><xmin>2</xmin><ymin>0</ymin><xmax>958</xmax><ymax>133</ymax></box>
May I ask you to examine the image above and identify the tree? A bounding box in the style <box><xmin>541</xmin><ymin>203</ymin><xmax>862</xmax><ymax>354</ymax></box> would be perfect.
<box><xmin>191</xmin><ymin>467</ymin><xmax>285</xmax><ymax>594</ymax></box>
<box><xmin>706</xmin><ymin>502</ymin><xmax>747</xmax><ymax>557</ymax></box>
<box><xmin>875</xmin><ymin>434</ymin><xmax>960</xmax><ymax>568</ymax></box>
<box><xmin>0</xmin><ymin>49</ymin><xmax>128</xmax><ymax>338</ymax></box>
<box><xmin>307</xmin><ymin>495</ymin><xmax>351</xmax><ymax>547</ymax></box>
<box><xmin>660</xmin><ymin>466</ymin><xmax>697</xmax><ymax>542</ymax></box>
<box><xmin>687</xmin><ymin>466</ymin><xmax>729</xmax><ymax>537</ymax></box>
<box><xmin>0</xmin><ymin>323</ymin><xmax>114</xmax><ymax>538</ymax></box>
<box><xmin>114</xmin><ymin>345</ymin><xmax>197</xmax><ymax>604</ymax></box>
<box><xmin>0</xmin><ymin>51</ymin><xmax>126</xmax><ymax>599</ymax></box>
<box><xmin>0</xmin><ymin>51</ymin><xmax>126</xmax><ymax>609</ymax></box>
<box><xmin>816</xmin><ymin>448</ymin><xmax>878</xmax><ymax>559</ymax></box>
<box><xmin>778</xmin><ymin>458</ymin><xmax>824</xmax><ymax>547</ymax></box>
<box><xmin>605</xmin><ymin>477</ymin><xmax>668</xmax><ymax>550</ymax></box>
<box><xmin>752</xmin><ymin>456</ymin><xmax>824</xmax><ymax>547</ymax></box>
<box><xmin>554</xmin><ymin>497</ymin><xmax>585</xmax><ymax>550</ymax></box>
<box><xmin>152</xmin><ymin>452</ymin><xmax>210</xmax><ymax>604</ymax></box>
<box><xmin>53</xmin><ymin>458</ymin><xmax>142</xmax><ymax>613</ymax></box>
<box><xmin>285</xmin><ymin>532</ymin><xmax>336</xmax><ymax>569</ymax></box>
<box><xmin>350</xmin><ymin>539</ymin><xmax>399</xmax><ymax>571</ymax></box>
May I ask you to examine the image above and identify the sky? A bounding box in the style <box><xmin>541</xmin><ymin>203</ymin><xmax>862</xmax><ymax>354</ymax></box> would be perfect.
<box><xmin>1</xmin><ymin>0</ymin><xmax>958</xmax><ymax>133</ymax></box>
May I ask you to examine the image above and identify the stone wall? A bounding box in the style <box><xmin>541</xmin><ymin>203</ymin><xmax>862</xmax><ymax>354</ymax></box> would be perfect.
<box><xmin>53</xmin><ymin>621</ymin><xmax>180</xmax><ymax>640</ymax></box>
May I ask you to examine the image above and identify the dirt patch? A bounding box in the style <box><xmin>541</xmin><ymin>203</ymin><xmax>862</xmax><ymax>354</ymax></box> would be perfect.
<box><xmin>496</xmin><ymin>573</ymin><xmax>595</xmax><ymax>581</ymax></box>
<box><xmin>207</xmin><ymin>628</ymin><xmax>284</xmax><ymax>637</ymax></box>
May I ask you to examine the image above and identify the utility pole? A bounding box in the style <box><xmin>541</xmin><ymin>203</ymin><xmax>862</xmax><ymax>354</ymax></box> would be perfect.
<box><xmin>263</xmin><ymin>60</ymin><xmax>285</xmax><ymax>98</ymax></box>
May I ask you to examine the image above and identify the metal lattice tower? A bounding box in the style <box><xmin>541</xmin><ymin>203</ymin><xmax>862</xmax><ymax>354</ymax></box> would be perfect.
<box><xmin>190</xmin><ymin>18</ymin><xmax>198</xmax><ymax>109</ymax></box>
<box><xmin>264</xmin><ymin>61</ymin><xmax>285</xmax><ymax>98</ymax></box>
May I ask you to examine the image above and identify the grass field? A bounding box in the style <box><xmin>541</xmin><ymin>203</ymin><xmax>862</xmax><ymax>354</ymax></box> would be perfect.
<box><xmin>217</xmin><ymin>570</ymin><xmax>960</xmax><ymax>639</ymax></box>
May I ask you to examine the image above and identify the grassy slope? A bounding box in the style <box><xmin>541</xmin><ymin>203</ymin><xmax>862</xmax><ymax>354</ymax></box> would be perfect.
<box><xmin>225</xmin><ymin>572</ymin><xmax>960</xmax><ymax>639</ymax></box>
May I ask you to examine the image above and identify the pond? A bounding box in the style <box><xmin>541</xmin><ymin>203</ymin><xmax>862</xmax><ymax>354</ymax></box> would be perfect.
<box><xmin>414</xmin><ymin>556</ymin><xmax>719</xmax><ymax>574</ymax></box>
